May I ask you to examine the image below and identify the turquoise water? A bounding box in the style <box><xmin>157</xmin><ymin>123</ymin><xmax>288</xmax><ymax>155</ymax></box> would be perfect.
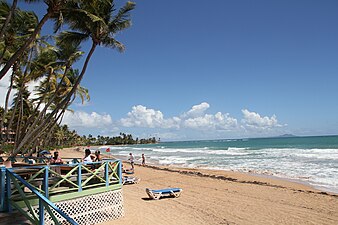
<box><xmin>96</xmin><ymin>135</ymin><xmax>338</xmax><ymax>193</ymax></box>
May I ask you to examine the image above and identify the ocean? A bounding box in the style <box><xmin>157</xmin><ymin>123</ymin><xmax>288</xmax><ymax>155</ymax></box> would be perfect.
<box><xmin>96</xmin><ymin>135</ymin><xmax>338</xmax><ymax>194</ymax></box>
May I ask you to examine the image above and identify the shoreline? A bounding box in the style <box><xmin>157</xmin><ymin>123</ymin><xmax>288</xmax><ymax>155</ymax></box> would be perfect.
<box><xmin>90</xmin><ymin>143</ymin><xmax>338</xmax><ymax>195</ymax></box>
<box><xmin>134</xmin><ymin>163</ymin><xmax>338</xmax><ymax>197</ymax></box>
<box><xmin>104</xmin><ymin>151</ymin><xmax>338</xmax><ymax>195</ymax></box>
<box><xmin>60</xmin><ymin>147</ymin><xmax>338</xmax><ymax>224</ymax></box>
<box><xmin>49</xmin><ymin>146</ymin><xmax>338</xmax><ymax>195</ymax></box>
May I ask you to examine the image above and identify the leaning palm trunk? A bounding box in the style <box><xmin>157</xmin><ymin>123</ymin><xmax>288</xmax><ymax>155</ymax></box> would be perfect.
<box><xmin>19</xmin><ymin>70</ymin><xmax>57</xmax><ymax>141</ymax></box>
<box><xmin>0</xmin><ymin>67</ymin><xmax>14</xmax><ymax>142</ymax></box>
<box><xmin>6</xmin><ymin>86</ymin><xmax>19</xmax><ymax>141</ymax></box>
<box><xmin>0</xmin><ymin>11</ymin><xmax>52</xmax><ymax>81</ymax></box>
<box><xmin>0</xmin><ymin>0</ymin><xmax>18</xmax><ymax>40</ymax></box>
<box><xmin>14</xmin><ymin>92</ymin><xmax>24</xmax><ymax>147</ymax></box>
<box><xmin>15</xmin><ymin>64</ymin><xmax>71</xmax><ymax>150</ymax></box>
<box><xmin>25</xmin><ymin>65</ymin><xmax>71</xmax><ymax>130</ymax></box>
<box><xmin>19</xmin><ymin>96</ymin><xmax>70</xmax><ymax>155</ymax></box>
<box><xmin>12</xmin><ymin>42</ymin><xmax>97</xmax><ymax>156</ymax></box>
<box><xmin>0</xmin><ymin>45</ymin><xmax>8</xmax><ymax>65</ymax></box>
<box><xmin>43</xmin><ymin>121</ymin><xmax>58</xmax><ymax>147</ymax></box>
<box><xmin>41</xmin><ymin>101</ymin><xmax>69</xmax><ymax>147</ymax></box>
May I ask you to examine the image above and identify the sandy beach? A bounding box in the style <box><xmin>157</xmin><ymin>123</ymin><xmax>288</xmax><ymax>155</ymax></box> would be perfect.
<box><xmin>61</xmin><ymin>147</ymin><xmax>338</xmax><ymax>225</ymax></box>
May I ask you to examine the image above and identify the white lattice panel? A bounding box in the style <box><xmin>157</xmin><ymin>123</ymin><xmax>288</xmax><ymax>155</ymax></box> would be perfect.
<box><xmin>33</xmin><ymin>189</ymin><xmax>124</xmax><ymax>225</ymax></box>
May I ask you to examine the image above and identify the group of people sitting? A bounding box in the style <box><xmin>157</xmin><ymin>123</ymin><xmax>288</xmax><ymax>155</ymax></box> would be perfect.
<box><xmin>83</xmin><ymin>149</ymin><xmax>102</xmax><ymax>163</ymax></box>
<box><xmin>48</xmin><ymin>149</ymin><xmax>102</xmax><ymax>165</ymax></box>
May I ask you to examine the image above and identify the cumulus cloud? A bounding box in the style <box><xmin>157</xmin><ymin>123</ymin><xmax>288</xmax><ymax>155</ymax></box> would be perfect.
<box><xmin>184</xmin><ymin>102</ymin><xmax>210</xmax><ymax>118</ymax></box>
<box><xmin>241</xmin><ymin>109</ymin><xmax>282</xmax><ymax>129</ymax></box>
<box><xmin>120</xmin><ymin>103</ymin><xmax>238</xmax><ymax>131</ymax></box>
<box><xmin>62</xmin><ymin>111</ymin><xmax>113</xmax><ymax>128</ymax></box>
<box><xmin>184</xmin><ymin>112</ymin><xmax>238</xmax><ymax>130</ymax></box>
<box><xmin>120</xmin><ymin>105</ymin><xmax>180</xmax><ymax>129</ymax></box>
<box><xmin>57</xmin><ymin>103</ymin><xmax>286</xmax><ymax>140</ymax></box>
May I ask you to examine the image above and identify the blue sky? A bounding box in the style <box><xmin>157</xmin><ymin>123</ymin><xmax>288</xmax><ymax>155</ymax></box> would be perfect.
<box><xmin>2</xmin><ymin>0</ymin><xmax>338</xmax><ymax>140</ymax></box>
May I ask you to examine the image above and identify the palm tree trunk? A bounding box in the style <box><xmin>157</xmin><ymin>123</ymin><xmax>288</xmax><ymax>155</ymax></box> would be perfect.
<box><xmin>0</xmin><ymin>0</ymin><xmax>18</xmax><ymax>40</ymax></box>
<box><xmin>14</xmin><ymin>92</ymin><xmax>23</xmax><ymax>148</ymax></box>
<box><xmin>0</xmin><ymin>45</ymin><xmax>8</xmax><ymax>65</ymax></box>
<box><xmin>12</xmin><ymin>50</ymin><xmax>35</xmax><ymax>141</ymax></box>
<box><xmin>6</xmin><ymin>85</ymin><xmax>19</xmax><ymax>142</ymax></box>
<box><xmin>20</xmin><ymin>100</ymin><xmax>68</xmax><ymax>155</ymax></box>
<box><xmin>12</xmin><ymin>42</ymin><xmax>97</xmax><ymax>156</ymax></box>
<box><xmin>24</xmin><ymin>65</ymin><xmax>70</xmax><ymax>134</ymax></box>
<box><xmin>0</xmin><ymin>66</ymin><xmax>14</xmax><ymax>142</ymax></box>
<box><xmin>16</xmin><ymin>64</ymin><xmax>71</xmax><ymax>148</ymax></box>
<box><xmin>0</xmin><ymin>11</ymin><xmax>52</xmax><ymax>81</ymax></box>
<box><xmin>21</xmin><ymin>60</ymin><xmax>72</xmax><ymax>142</ymax></box>
<box><xmin>19</xmin><ymin>69</ymin><xmax>54</xmax><ymax>139</ymax></box>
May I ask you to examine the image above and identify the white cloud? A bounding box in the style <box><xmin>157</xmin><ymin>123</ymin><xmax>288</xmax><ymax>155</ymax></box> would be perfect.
<box><xmin>0</xmin><ymin>69</ymin><xmax>43</xmax><ymax>108</ymax></box>
<box><xmin>241</xmin><ymin>109</ymin><xmax>282</xmax><ymax>129</ymax></box>
<box><xmin>28</xmin><ymin>79</ymin><xmax>42</xmax><ymax>101</ymax></box>
<box><xmin>0</xmin><ymin>70</ymin><xmax>13</xmax><ymax>108</ymax></box>
<box><xmin>62</xmin><ymin>111</ymin><xmax>113</xmax><ymax>128</ymax></box>
<box><xmin>120</xmin><ymin>103</ymin><xmax>238</xmax><ymax>132</ymax></box>
<box><xmin>184</xmin><ymin>102</ymin><xmax>210</xmax><ymax>118</ymax></box>
<box><xmin>65</xmin><ymin>106</ymin><xmax>286</xmax><ymax>140</ymax></box>
<box><xmin>184</xmin><ymin>112</ymin><xmax>238</xmax><ymax>130</ymax></box>
<box><xmin>182</xmin><ymin>103</ymin><xmax>238</xmax><ymax>130</ymax></box>
<box><xmin>120</xmin><ymin>105</ymin><xmax>180</xmax><ymax>129</ymax></box>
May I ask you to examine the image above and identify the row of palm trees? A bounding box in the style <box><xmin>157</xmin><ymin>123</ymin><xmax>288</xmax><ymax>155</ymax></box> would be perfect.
<box><xmin>91</xmin><ymin>132</ymin><xmax>159</xmax><ymax>146</ymax></box>
<box><xmin>0</xmin><ymin>0</ymin><xmax>135</xmax><ymax>156</ymax></box>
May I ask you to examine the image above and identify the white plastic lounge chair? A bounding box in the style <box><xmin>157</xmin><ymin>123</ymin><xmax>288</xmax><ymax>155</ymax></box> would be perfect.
<box><xmin>122</xmin><ymin>176</ymin><xmax>140</xmax><ymax>185</ymax></box>
<box><xmin>145</xmin><ymin>188</ymin><xmax>182</xmax><ymax>200</ymax></box>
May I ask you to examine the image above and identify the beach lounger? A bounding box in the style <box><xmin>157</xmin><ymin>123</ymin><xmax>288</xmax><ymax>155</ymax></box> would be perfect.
<box><xmin>122</xmin><ymin>169</ymin><xmax>134</xmax><ymax>174</ymax></box>
<box><xmin>122</xmin><ymin>176</ymin><xmax>140</xmax><ymax>185</ymax></box>
<box><xmin>145</xmin><ymin>188</ymin><xmax>182</xmax><ymax>200</ymax></box>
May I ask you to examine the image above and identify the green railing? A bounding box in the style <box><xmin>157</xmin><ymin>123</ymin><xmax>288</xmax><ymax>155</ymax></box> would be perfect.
<box><xmin>1</xmin><ymin>159</ymin><xmax>123</xmax><ymax>224</ymax></box>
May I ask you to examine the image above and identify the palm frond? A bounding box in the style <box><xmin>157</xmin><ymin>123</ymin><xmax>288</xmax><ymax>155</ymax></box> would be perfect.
<box><xmin>101</xmin><ymin>37</ymin><xmax>125</xmax><ymax>52</ymax></box>
<box><xmin>112</xmin><ymin>1</ymin><xmax>135</xmax><ymax>24</ymax></box>
<box><xmin>73</xmin><ymin>9</ymin><xmax>104</xmax><ymax>23</ymax></box>
<box><xmin>58</xmin><ymin>31</ymin><xmax>89</xmax><ymax>46</ymax></box>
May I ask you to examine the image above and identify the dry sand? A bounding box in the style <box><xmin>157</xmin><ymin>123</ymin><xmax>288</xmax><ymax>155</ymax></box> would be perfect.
<box><xmin>62</xmin><ymin>147</ymin><xmax>338</xmax><ymax>225</ymax></box>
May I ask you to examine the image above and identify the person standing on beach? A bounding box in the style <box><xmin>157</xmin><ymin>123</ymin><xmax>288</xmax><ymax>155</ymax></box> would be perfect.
<box><xmin>141</xmin><ymin>153</ymin><xmax>146</xmax><ymax>166</ymax></box>
<box><xmin>128</xmin><ymin>153</ymin><xmax>134</xmax><ymax>170</ymax></box>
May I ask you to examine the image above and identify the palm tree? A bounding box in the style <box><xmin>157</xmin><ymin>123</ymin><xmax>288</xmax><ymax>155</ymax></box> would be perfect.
<box><xmin>11</xmin><ymin>0</ymin><xmax>135</xmax><ymax>156</ymax></box>
<box><xmin>0</xmin><ymin>0</ymin><xmax>73</xmax><ymax>81</ymax></box>
<box><xmin>19</xmin><ymin>66</ymin><xmax>90</xmax><ymax>153</ymax></box>
<box><xmin>8</xmin><ymin>30</ymin><xmax>84</xmax><ymax>153</ymax></box>
<box><xmin>19</xmin><ymin>35</ymin><xmax>83</xmax><ymax>144</ymax></box>
<box><xmin>0</xmin><ymin>0</ymin><xmax>18</xmax><ymax>40</ymax></box>
<box><xmin>53</xmin><ymin>0</ymin><xmax>135</xmax><ymax>107</ymax></box>
<box><xmin>0</xmin><ymin>0</ymin><xmax>41</xmax><ymax>40</ymax></box>
<box><xmin>0</xmin><ymin>7</ymin><xmax>38</xmax><ymax>143</ymax></box>
<box><xmin>10</xmin><ymin>74</ymin><xmax>34</xmax><ymax>147</ymax></box>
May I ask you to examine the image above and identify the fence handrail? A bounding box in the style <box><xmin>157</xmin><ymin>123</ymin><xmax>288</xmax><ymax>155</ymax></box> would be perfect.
<box><xmin>1</xmin><ymin>159</ymin><xmax>123</xmax><ymax>224</ymax></box>
<box><xmin>9</xmin><ymin>159</ymin><xmax>122</xmax><ymax>198</ymax></box>
<box><xmin>7</xmin><ymin>169</ymin><xmax>78</xmax><ymax>225</ymax></box>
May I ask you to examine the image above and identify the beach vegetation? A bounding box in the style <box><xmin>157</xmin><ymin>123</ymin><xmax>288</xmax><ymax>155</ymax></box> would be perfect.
<box><xmin>0</xmin><ymin>0</ymin><xmax>136</xmax><ymax>156</ymax></box>
<box><xmin>85</xmin><ymin>132</ymin><xmax>158</xmax><ymax>146</ymax></box>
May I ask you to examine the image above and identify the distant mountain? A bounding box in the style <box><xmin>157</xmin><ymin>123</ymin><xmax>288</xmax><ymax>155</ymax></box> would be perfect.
<box><xmin>276</xmin><ymin>134</ymin><xmax>297</xmax><ymax>138</ymax></box>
